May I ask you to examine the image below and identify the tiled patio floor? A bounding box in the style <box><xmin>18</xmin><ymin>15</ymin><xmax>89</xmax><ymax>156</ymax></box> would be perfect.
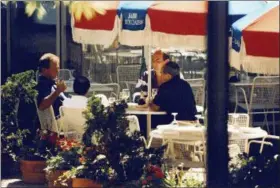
<box><xmin>1</xmin><ymin>178</ymin><xmax>47</xmax><ymax>188</ymax></box>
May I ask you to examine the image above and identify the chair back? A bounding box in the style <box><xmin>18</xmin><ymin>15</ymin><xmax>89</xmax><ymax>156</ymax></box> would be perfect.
<box><xmin>126</xmin><ymin>115</ymin><xmax>140</xmax><ymax>133</ymax></box>
<box><xmin>228</xmin><ymin>113</ymin><xmax>250</xmax><ymax>153</ymax></box>
<box><xmin>59</xmin><ymin>106</ymin><xmax>86</xmax><ymax>139</ymax></box>
<box><xmin>185</xmin><ymin>79</ymin><xmax>205</xmax><ymax>106</ymax></box>
<box><xmin>34</xmin><ymin>99</ymin><xmax>59</xmax><ymax>133</ymax></box>
<box><xmin>95</xmin><ymin>94</ymin><xmax>109</xmax><ymax>107</ymax></box>
<box><xmin>249</xmin><ymin>76</ymin><xmax>279</xmax><ymax>110</ymax></box>
<box><xmin>92</xmin><ymin>83</ymin><xmax>120</xmax><ymax>98</ymax></box>
<box><xmin>116</xmin><ymin>65</ymin><xmax>141</xmax><ymax>89</ymax></box>
<box><xmin>58</xmin><ymin>69</ymin><xmax>74</xmax><ymax>81</ymax></box>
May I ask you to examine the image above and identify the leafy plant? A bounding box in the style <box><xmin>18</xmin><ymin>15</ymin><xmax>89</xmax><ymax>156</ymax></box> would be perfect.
<box><xmin>19</xmin><ymin>129</ymin><xmax>58</xmax><ymax>161</ymax></box>
<box><xmin>63</xmin><ymin>96</ymin><xmax>166</xmax><ymax>187</ymax></box>
<box><xmin>45</xmin><ymin>138</ymin><xmax>83</xmax><ymax>173</ymax></box>
<box><xmin>3</xmin><ymin>1</ymin><xmax>107</xmax><ymax>21</ymax></box>
<box><xmin>1</xmin><ymin>70</ymin><xmax>38</xmax><ymax>161</ymax></box>
<box><xmin>164</xmin><ymin>166</ymin><xmax>205</xmax><ymax>188</ymax></box>
<box><xmin>229</xmin><ymin>153</ymin><xmax>280</xmax><ymax>188</ymax></box>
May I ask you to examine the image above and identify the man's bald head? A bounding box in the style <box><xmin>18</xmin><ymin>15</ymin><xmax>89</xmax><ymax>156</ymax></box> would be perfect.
<box><xmin>152</xmin><ymin>49</ymin><xmax>170</xmax><ymax>72</ymax></box>
<box><xmin>38</xmin><ymin>53</ymin><xmax>60</xmax><ymax>79</ymax></box>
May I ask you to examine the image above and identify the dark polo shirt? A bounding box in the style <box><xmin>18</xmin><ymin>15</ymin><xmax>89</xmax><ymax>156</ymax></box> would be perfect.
<box><xmin>153</xmin><ymin>75</ymin><xmax>197</xmax><ymax>121</ymax></box>
<box><xmin>35</xmin><ymin>75</ymin><xmax>66</xmax><ymax>119</ymax></box>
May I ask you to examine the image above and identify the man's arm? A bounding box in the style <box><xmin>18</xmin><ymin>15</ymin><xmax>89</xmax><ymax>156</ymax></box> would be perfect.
<box><xmin>38</xmin><ymin>80</ymin><xmax>67</xmax><ymax>110</ymax></box>
<box><xmin>149</xmin><ymin>102</ymin><xmax>160</xmax><ymax>111</ymax></box>
<box><xmin>38</xmin><ymin>90</ymin><xmax>61</xmax><ymax>110</ymax></box>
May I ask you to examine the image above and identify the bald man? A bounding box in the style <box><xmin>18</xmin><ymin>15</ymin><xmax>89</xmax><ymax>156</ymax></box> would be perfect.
<box><xmin>35</xmin><ymin>53</ymin><xmax>67</xmax><ymax>120</ymax></box>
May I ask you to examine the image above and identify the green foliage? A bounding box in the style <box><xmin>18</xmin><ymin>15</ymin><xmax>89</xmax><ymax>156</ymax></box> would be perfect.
<box><xmin>67</xmin><ymin>95</ymin><xmax>166</xmax><ymax>186</ymax></box>
<box><xmin>45</xmin><ymin>139</ymin><xmax>83</xmax><ymax>173</ymax></box>
<box><xmin>164</xmin><ymin>166</ymin><xmax>205</xmax><ymax>188</ymax></box>
<box><xmin>1</xmin><ymin>70</ymin><xmax>38</xmax><ymax>161</ymax></box>
<box><xmin>19</xmin><ymin>130</ymin><xmax>58</xmax><ymax>161</ymax></box>
<box><xmin>229</xmin><ymin>153</ymin><xmax>280</xmax><ymax>188</ymax></box>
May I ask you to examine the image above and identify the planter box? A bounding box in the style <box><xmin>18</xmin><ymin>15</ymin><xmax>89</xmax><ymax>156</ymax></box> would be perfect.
<box><xmin>72</xmin><ymin>178</ymin><xmax>102</xmax><ymax>188</ymax></box>
<box><xmin>20</xmin><ymin>160</ymin><xmax>46</xmax><ymax>184</ymax></box>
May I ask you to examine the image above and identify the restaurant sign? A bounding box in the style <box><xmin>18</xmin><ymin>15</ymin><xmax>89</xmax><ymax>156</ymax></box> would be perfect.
<box><xmin>121</xmin><ymin>11</ymin><xmax>146</xmax><ymax>31</ymax></box>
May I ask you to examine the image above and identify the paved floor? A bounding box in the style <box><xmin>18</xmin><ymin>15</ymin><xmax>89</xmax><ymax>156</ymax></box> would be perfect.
<box><xmin>1</xmin><ymin>178</ymin><xmax>47</xmax><ymax>188</ymax></box>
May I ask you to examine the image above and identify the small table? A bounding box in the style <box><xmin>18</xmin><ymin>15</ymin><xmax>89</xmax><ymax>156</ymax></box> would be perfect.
<box><xmin>126</xmin><ymin>106</ymin><xmax>166</xmax><ymax>137</ymax></box>
<box><xmin>126</xmin><ymin>104</ymin><xmax>204</xmax><ymax>137</ymax></box>
<box><xmin>151</xmin><ymin>124</ymin><xmax>268</xmax><ymax>163</ymax></box>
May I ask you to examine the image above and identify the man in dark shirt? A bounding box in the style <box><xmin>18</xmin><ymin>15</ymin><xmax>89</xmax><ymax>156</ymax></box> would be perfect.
<box><xmin>35</xmin><ymin>53</ymin><xmax>67</xmax><ymax>120</ymax></box>
<box><xmin>150</xmin><ymin>61</ymin><xmax>197</xmax><ymax>122</ymax></box>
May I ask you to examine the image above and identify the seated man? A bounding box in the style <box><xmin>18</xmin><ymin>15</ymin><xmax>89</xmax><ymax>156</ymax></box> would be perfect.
<box><xmin>149</xmin><ymin>61</ymin><xmax>197</xmax><ymax>122</ymax></box>
<box><xmin>63</xmin><ymin>76</ymin><xmax>90</xmax><ymax>108</ymax></box>
<box><xmin>135</xmin><ymin>49</ymin><xmax>184</xmax><ymax>104</ymax></box>
<box><xmin>36</xmin><ymin>53</ymin><xmax>67</xmax><ymax>120</ymax></box>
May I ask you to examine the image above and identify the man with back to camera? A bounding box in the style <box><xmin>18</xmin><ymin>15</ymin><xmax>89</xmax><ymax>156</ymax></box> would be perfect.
<box><xmin>35</xmin><ymin>53</ymin><xmax>67</xmax><ymax>132</ymax></box>
<box><xmin>149</xmin><ymin>61</ymin><xmax>197</xmax><ymax>123</ymax></box>
<box><xmin>63</xmin><ymin>76</ymin><xmax>90</xmax><ymax>108</ymax></box>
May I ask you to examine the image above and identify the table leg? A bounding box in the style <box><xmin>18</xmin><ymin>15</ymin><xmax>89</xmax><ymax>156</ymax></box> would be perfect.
<box><xmin>146</xmin><ymin>114</ymin><xmax>151</xmax><ymax>139</ymax></box>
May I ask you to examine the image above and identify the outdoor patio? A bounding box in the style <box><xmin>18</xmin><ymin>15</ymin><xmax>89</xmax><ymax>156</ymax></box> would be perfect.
<box><xmin>1</xmin><ymin>1</ymin><xmax>279</xmax><ymax>188</ymax></box>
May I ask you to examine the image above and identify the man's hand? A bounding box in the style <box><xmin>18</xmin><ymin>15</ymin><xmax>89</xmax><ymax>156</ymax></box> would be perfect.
<box><xmin>56</xmin><ymin>80</ymin><xmax>67</xmax><ymax>93</ymax></box>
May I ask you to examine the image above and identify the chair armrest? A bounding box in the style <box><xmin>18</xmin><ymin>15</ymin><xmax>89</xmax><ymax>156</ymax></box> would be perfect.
<box><xmin>235</xmin><ymin>87</ymin><xmax>249</xmax><ymax>112</ymax></box>
<box><xmin>140</xmin><ymin>136</ymin><xmax>148</xmax><ymax>148</ymax></box>
<box><xmin>247</xmin><ymin>140</ymin><xmax>273</xmax><ymax>154</ymax></box>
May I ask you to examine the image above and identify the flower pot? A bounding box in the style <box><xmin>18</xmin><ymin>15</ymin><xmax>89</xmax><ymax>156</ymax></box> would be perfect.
<box><xmin>72</xmin><ymin>178</ymin><xmax>102</xmax><ymax>188</ymax></box>
<box><xmin>20</xmin><ymin>160</ymin><xmax>46</xmax><ymax>184</ymax></box>
<box><xmin>46</xmin><ymin>170</ymin><xmax>71</xmax><ymax>188</ymax></box>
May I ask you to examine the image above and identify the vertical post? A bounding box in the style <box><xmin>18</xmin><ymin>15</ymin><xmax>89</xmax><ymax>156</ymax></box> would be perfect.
<box><xmin>207</xmin><ymin>1</ymin><xmax>229</xmax><ymax>188</ymax></box>
<box><xmin>56</xmin><ymin>1</ymin><xmax>61</xmax><ymax>64</ymax></box>
<box><xmin>60</xmin><ymin>2</ymin><xmax>67</xmax><ymax>69</ymax></box>
<box><xmin>144</xmin><ymin>45</ymin><xmax>152</xmax><ymax>137</ymax></box>
<box><xmin>6</xmin><ymin>2</ymin><xmax>12</xmax><ymax>75</ymax></box>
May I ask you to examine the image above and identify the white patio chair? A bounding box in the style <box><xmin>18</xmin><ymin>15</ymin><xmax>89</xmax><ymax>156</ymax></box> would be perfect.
<box><xmin>58</xmin><ymin>69</ymin><xmax>75</xmax><ymax>81</ymax></box>
<box><xmin>227</xmin><ymin>113</ymin><xmax>276</xmax><ymax>157</ymax></box>
<box><xmin>185</xmin><ymin>79</ymin><xmax>205</xmax><ymax>108</ymax></box>
<box><xmin>126</xmin><ymin>115</ymin><xmax>147</xmax><ymax>147</ymax></box>
<box><xmin>92</xmin><ymin>83</ymin><xmax>120</xmax><ymax>99</ymax></box>
<box><xmin>116</xmin><ymin>65</ymin><xmax>141</xmax><ymax>91</ymax></box>
<box><xmin>34</xmin><ymin>99</ymin><xmax>60</xmax><ymax>134</ymax></box>
<box><xmin>234</xmin><ymin>76</ymin><xmax>280</xmax><ymax>133</ymax></box>
<box><xmin>95</xmin><ymin>94</ymin><xmax>109</xmax><ymax>107</ymax></box>
<box><xmin>228</xmin><ymin>113</ymin><xmax>250</xmax><ymax>154</ymax></box>
<box><xmin>59</xmin><ymin>106</ymin><xmax>87</xmax><ymax>141</ymax></box>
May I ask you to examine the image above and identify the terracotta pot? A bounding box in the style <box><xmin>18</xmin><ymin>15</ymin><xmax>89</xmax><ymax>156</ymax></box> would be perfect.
<box><xmin>72</xmin><ymin>178</ymin><xmax>102</xmax><ymax>188</ymax></box>
<box><xmin>46</xmin><ymin>170</ymin><xmax>71</xmax><ymax>188</ymax></box>
<box><xmin>20</xmin><ymin>160</ymin><xmax>46</xmax><ymax>184</ymax></box>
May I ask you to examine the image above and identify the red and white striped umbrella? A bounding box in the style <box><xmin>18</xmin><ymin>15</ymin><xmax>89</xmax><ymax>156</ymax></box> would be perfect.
<box><xmin>71</xmin><ymin>1</ymin><xmax>208</xmax><ymax>50</ymax></box>
<box><xmin>231</xmin><ymin>2</ymin><xmax>279</xmax><ymax>75</ymax></box>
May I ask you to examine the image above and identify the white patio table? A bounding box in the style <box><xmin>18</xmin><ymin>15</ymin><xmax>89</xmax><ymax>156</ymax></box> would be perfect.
<box><xmin>126</xmin><ymin>104</ymin><xmax>204</xmax><ymax>137</ymax></box>
<box><xmin>150</xmin><ymin>123</ymin><xmax>268</xmax><ymax>162</ymax></box>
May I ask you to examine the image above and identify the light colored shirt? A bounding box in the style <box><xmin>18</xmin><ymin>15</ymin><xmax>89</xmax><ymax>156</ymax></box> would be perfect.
<box><xmin>63</xmin><ymin>95</ymin><xmax>88</xmax><ymax>108</ymax></box>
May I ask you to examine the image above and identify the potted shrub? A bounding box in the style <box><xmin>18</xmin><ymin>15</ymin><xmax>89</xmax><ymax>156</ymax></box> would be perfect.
<box><xmin>1</xmin><ymin>70</ymin><xmax>37</xmax><ymax>177</ymax></box>
<box><xmin>229</xmin><ymin>153</ymin><xmax>280</xmax><ymax>188</ymax></box>
<box><xmin>59</xmin><ymin>96</ymin><xmax>167</xmax><ymax>187</ymax></box>
<box><xmin>19</xmin><ymin>129</ymin><xmax>58</xmax><ymax>184</ymax></box>
<box><xmin>45</xmin><ymin>138</ymin><xmax>83</xmax><ymax>187</ymax></box>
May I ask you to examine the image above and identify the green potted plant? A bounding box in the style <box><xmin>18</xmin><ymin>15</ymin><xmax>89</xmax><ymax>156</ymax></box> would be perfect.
<box><xmin>45</xmin><ymin>138</ymin><xmax>83</xmax><ymax>188</ymax></box>
<box><xmin>229</xmin><ymin>153</ymin><xmax>280</xmax><ymax>188</ymax></box>
<box><xmin>59</xmin><ymin>96</ymin><xmax>167</xmax><ymax>188</ymax></box>
<box><xmin>1</xmin><ymin>70</ymin><xmax>38</xmax><ymax>177</ymax></box>
<box><xmin>19</xmin><ymin>129</ymin><xmax>59</xmax><ymax>184</ymax></box>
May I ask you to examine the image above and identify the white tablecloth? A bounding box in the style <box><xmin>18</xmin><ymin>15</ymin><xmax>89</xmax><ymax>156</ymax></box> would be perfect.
<box><xmin>151</xmin><ymin>124</ymin><xmax>268</xmax><ymax>141</ymax></box>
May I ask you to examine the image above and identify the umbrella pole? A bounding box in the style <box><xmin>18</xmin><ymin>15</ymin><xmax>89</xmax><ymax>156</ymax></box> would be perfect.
<box><xmin>144</xmin><ymin>45</ymin><xmax>152</xmax><ymax>138</ymax></box>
